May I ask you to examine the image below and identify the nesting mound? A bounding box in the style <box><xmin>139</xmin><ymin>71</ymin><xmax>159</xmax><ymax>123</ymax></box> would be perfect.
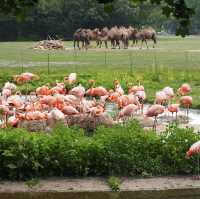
<box><xmin>18</xmin><ymin>113</ymin><xmax>115</xmax><ymax>132</ymax></box>
<box><xmin>33</xmin><ymin>39</ymin><xmax>64</xmax><ymax>50</ymax></box>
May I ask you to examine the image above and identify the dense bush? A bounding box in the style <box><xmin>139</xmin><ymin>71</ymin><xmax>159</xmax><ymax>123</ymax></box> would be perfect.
<box><xmin>0</xmin><ymin>121</ymin><xmax>199</xmax><ymax>180</ymax></box>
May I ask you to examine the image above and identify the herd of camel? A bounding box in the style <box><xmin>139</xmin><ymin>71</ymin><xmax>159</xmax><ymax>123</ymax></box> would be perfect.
<box><xmin>73</xmin><ymin>26</ymin><xmax>157</xmax><ymax>49</ymax></box>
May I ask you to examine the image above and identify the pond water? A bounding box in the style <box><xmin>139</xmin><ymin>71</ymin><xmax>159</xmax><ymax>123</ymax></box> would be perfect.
<box><xmin>105</xmin><ymin>102</ymin><xmax>200</xmax><ymax>126</ymax></box>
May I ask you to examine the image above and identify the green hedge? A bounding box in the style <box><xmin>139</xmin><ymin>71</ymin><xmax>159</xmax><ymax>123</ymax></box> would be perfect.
<box><xmin>0</xmin><ymin>121</ymin><xmax>199</xmax><ymax>180</ymax></box>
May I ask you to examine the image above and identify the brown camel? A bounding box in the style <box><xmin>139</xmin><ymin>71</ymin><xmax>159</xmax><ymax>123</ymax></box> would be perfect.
<box><xmin>107</xmin><ymin>26</ymin><xmax>122</xmax><ymax>49</ymax></box>
<box><xmin>136</xmin><ymin>27</ymin><xmax>157</xmax><ymax>49</ymax></box>
<box><xmin>97</xmin><ymin>27</ymin><xmax>109</xmax><ymax>48</ymax></box>
<box><xmin>73</xmin><ymin>29</ymin><xmax>90</xmax><ymax>50</ymax></box>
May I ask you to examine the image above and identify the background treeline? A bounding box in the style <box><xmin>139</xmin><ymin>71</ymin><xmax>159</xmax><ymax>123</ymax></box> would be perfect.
<box><xmin>0</xmin><ymin>0</ymin><xmax>199</xmax><ymax>41</ymax></box>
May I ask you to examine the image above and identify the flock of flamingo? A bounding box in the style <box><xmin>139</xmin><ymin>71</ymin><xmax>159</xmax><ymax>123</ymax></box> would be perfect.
<box><xmin>0</xmin><ymin>72</ymin><xmax>193</xmax><ymax>131</ymax></box>
<box><xmin>1</xmin><ymin>71</ymin><xmax>200</xmax><ymax>177</ymax></box>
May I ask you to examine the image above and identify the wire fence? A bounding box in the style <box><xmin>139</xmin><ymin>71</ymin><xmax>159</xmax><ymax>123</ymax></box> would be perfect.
<box><xmin>0</xmin><ymin>48</ymin><xmax>200</xmax><ymax>76</ymax></box>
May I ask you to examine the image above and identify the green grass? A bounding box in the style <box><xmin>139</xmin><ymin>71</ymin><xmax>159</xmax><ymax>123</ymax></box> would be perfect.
<box><xmin>0</xmin><ymin>36</ymin><xmax>200</xmax><ymax>107</ymax></box>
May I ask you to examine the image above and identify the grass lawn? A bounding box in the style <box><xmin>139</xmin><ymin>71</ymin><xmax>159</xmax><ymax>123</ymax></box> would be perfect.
<box><xmin>0</xmin><ymin>36</ymin><xmax>200</xmax><ymax>107</ymax></box>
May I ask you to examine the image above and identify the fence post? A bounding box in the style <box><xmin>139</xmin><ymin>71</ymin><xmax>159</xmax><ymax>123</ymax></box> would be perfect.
<box><xmin>47</xmin><ymin>53</ymin><xmax>50</xmax><ymax>74</ymax></box>
<box><xmin>104</xmin><ymin>50</ymin><xmax>107</xmax><ymax>66</ymax></box>
<box><xmin>185</xmin><ymin>51</ymin><xmax>190</xmax><ymax>81</ymax></box>
<box><xmin>73</xmin><ymin>49</ymin><xmax>77</xmax><ymax>73</ymax></box>
<box><xmin>20</xmin><ymin>51</ymin><xmax>24</xmax><ymax>73</ymax></box>
<box><xmin>129</xmin><ymin>51</ymin><xmax>133</xmax><ymax>74</ymax></box>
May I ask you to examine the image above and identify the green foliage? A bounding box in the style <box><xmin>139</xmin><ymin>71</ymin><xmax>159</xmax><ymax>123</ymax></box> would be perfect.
<box><xmin>0</xmin><ymin>0</ymin><xmax>38</xmax><ymax>18</ymax></box>
<box><xmin>107</xmin><ymin>176</ymin><xmax>121</xmax><ymax>191</ymax></box>
<box><xmin>0</xmin><ymin>0</ymin><xmax>197</xmax><ymax>40</ymax></box>
<box><xmin>0</xmin><ymin>121</ymin><xmax>199</xmax><ymax>180</ymax></box>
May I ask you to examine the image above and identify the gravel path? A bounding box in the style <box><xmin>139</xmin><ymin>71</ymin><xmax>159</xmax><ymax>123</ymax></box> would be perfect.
<box><xmin>0</xmin><ymin>176</ymin><xmax>200</xmax><ymax>192</ymax></box>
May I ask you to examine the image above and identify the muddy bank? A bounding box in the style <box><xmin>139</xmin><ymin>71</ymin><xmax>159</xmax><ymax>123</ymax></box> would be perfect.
<box><xmin>0</xmin><ymin>177</ymin><xmax>200</xmax><ymax>199</ymax></box>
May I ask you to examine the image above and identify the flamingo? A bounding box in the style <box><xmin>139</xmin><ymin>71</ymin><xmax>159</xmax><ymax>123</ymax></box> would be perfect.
<box><xmin>7</xmin><ymin>95</ymin><xmax>24</xmax><ymax>109</ymax></box>
<box><xmin>186</xmin><ymin>140</ymin><xmax>200</xmax><ymax>179</ymax></box>
<box><xmin>64</xmin><ymin>73</ymin><xmax>77</xmax><ymax>85</ymax></box>
<box><xmin>180</xmin><ymin>96</ymin><xmax>192</xmax><ymax>119</ymax></box>
<box><xmin>48</xmin><ymin>108</ymin><xmax>65</xmax><ymax>121</ymax></box>
<box><xmin>63</xmin><ymin>95</ymin><xmax>80</xmax><ymax>106</ymax></box>
<box><xmin>36</xmin><ymin>86</ymin><xmax>50</xmax><ymax>96</ymax></box>
<box><xmin>162</xmin><ymin>86</ymin><xmax>174</xmax><ymax>104</ymax></box>
<box><xmin>117</xmin><ymin>95</ymin><xmax>129</xmax><ymax>108</ymax></box>
<box><xmin>88</xmin><ymin>79</ymin><xmax>95</xmax><ymax>87</ymax></box>
<box><xmin>8</xmin><ymin>115</ymin><xmax>19</xmax><ymax>127</ymax></box>
<box><xmin>3</xmin><ymin>82</ymin><xmax>17</xmax><ymax>93</ymax></box>
<box><xmin>168</xmin><ymin>104</ymin><xmax>179</xmax><ymax>120</ymax></box>
<box><xmin>50</xmin><ymin>85</ymin><xmax>65</xmax><ymax>95</ymax></box>
<box><xmin>24</xmin><ymin>111</ymin><xmax>47</xmax><ymax>121</ymax></box>
<box><xmin>146</xmin><ymin>104</ymin><xmax>165</xmax><ymax>131</ymax></box>
<box><xmin>62</xmin><ymin>105</ymin><xmax>79</xmax><ymax>115</ymax></box>
<box><xmin>79</xmin><ymin>98</ymin><xmax>96</xmax><ymax>113</ymax></box>
<box><xmin>178</xmin><ymin>83</ymin><xmax>191</xmax><ymax>96</ymax></box>
<box><xmin>118</xmin><ymin>104</ymin><xmax>139</xmax><ymax>119</ymax></box>
<box><xmin>114</xmin><ymin>80</ymin><xmax>124</xmax><ymax>95</ymax></box>
<box><xmin>155</xmin><ymin>91</ymin><xmax>167</xmax><ymax>105</ymax></box>
<box><xmin>69</xmin><ymin>84</ymin><xmax>85</xmax><ymax>99</ymax></box>
<box><xmin>14</xmin><ymin>72</ymin><xmax>39</xmax><ymax>84</ymax></box>
<box><xmin>0</xmin><ymin>105</ymin><xmax>10</xmax><ymax>128</ymax></box>
<box><xmin>86</xmin><ymin>86</ymin><xmax>108</xmax><ymax>97</ymax></box>
<box><xmin>2</xmin><ymin>88</ymin><xmax>12</xmax><ymax>99</ymax></box>
<box><xmin>89</xmin><ymin>105</ymin><xmax>104</xmax><ymax>117</ymax></box>
<box><xmin>108</xmin><ymin>91</ymin><xmax>120</xmax><ymax>103</ymax></box>
<box><xmin>135</xmin><ymin>90</ymin><xmax>146</xmax><ymax>113</ymax></box>
<box><xmin>128</xmin><ymin>85</ymin><xmax>144</xmax><ymax>94</ymax></box>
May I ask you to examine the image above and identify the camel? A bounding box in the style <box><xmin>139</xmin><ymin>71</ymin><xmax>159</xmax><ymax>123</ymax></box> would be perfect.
<box><xmin>97</xmin><ymin>27</ymin><xmax>109</xmax><ymax>48</ymax></box>
<box><xmin>136</xmin><ymin>27</ymin><xmax>157</xmax><ymax>49</ymax></box>
<box><xmin>73</xmin><ymin>29</ymin><xmax>90</xmax><ymax>50</ymax></box>
<box><xmin>107</xmin><ymin>26</ymin><xmax>122</xmax><ymax>49</ymax></box>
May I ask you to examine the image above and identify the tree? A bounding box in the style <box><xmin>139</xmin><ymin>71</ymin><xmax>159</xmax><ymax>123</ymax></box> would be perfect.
<box><xmin>0</xmin><ymin>0</ymin><xmax>38</xmax><ymax>18</ymax></box>
<box><xmin>98</xmin><ymin>0</ymin><xmax>194</xmax><ymax>36</ymax></box>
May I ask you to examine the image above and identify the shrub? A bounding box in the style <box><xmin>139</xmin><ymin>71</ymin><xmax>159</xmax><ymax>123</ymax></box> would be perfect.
<box><xmin>107</xmin><ymin>176</ymin><xmax>121</xmax><ymax>191</ymax></box>
<box><xmin>0</xmin><ymin>121</ymin><xmax>199</xmax><ymax>180</ymax></box>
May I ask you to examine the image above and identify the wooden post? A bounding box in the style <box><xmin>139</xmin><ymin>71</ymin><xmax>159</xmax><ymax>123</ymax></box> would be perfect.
<box><xmin>129</xmin><ymin>52</ymin><xmax>133</xmax><ymax>74</ymax></box>
<box><xmin>47</xmin><ymin>53</ymin><xmax>50</xmax><ymax>74</ymax></box>
<box><xmin>104</xmin><ymin>51</ymin><xmax>107</xmax><ymax>66</ymax></box>
<box><xmin>20</xmin><ymin>51</ymin><xmax>24</xmax><ymax>73</ymax></box>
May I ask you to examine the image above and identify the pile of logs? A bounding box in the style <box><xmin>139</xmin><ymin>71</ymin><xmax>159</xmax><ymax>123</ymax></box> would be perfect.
<box><xmin>33</xmin><ymin>39</ymin><xmax>65</xmax><ymax>50</ymax></box>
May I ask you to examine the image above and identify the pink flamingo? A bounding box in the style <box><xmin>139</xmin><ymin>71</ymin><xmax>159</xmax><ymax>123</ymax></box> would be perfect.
<box><xmin>114</xmin><ymin>80</ymin><xmax>124</xmax><ymax>95</ymax></box>
<box><xmin>69</xmin><ymin>84</ymin><xmax>85</xmax><ymax>99</ymax></box>
<box><xmin>128</xmin><ymin>85</ymin><xmax>144</xmax><ymax>94</ymax></box>
<box><xmin>3</xmin><ymin>82</ymin><xmax>17</xmax><ymax>93</ymax></box>
<box><xmin>180</xmin><ymin>96</ymin><xmax>192</xmax><ymax>119</ymax></box>
<box><xmin>64</xmin><ymin>73</ymin><xmax>77</xmax><ymax>85</ymax></box>
<box><xmin>36</xmin><ymin>86</ymin><xmax>50</xmax><ymax>96</ymax></box>
<box><xmin>135</xmin><ymin>90</ymin><xmax>146</xmax><ymax>113</ymax></box>
<box><xmin>89</xmin><ymin>105</ymin><xmax>104</xmax><ymax>117</ymax></box>
<box><xmin>86</xmin><ymin>86</ymin><xmax>108</xmax><ymax>97</ymax></box>
<box><xmin>162</xmin><ymin>86</ymin><xmax>174</xmax><ymax>105</ymax></box>
<box><xmin>168</xmin><ymin>104</ymin><xmax>179</xmax><ymax>120</ymax></box>
<box><xmin>155</xmin><ymin>91</ymin><xmax>167</xmax><ymax>105</ymax></box>
<box><xmin>118</xmin><ymin>104</ymin><xmax>139</xmax><ymax>119</ymax></box>
<box><xmin>2</xmin><ymin>88</ymin><xmax>12</xmax><ymax>99</ymax></box>
<box><xmin>62</xmin><ymin>105</ymin><xmax>79</xmax><ymax>115</ymax></box>
<box><xmin>186</xmin><ymin>140</ymin><xmax>200</xmax><ymax>179</ymax></box>
<box><xmin>178</xmin><ymin>83</ymin><xmax>191</xmax><ymax>96</ymax></box>
<box><xmin>108</xmin><ymin>91</ymin><xmax>120</xmax><ymax>103</ymax></box>
<box><xmin>146</xmin><ymin>104</ymin><xmax>165</xmax><ymax>130</ymax></box>
<box><xmin>14</xmin><ymin>72</ymin><xmax>39</xmax><ymax>85</ymax></box>
<box><xmin>0</xmin><ymin>105</ymin><xmax>10</xmax><ymax>128</ymax></box>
